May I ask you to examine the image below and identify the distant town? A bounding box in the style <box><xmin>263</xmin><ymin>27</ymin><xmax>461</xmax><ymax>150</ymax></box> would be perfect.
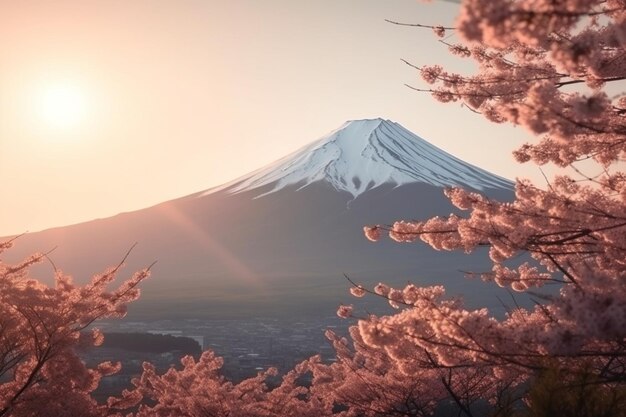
<box><xmin>85</xmin><ymin>316</ymin><xmax>350</xmax><ymax>399</ymax></box>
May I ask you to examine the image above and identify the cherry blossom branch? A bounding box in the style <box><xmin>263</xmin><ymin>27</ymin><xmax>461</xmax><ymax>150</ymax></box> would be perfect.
<box><xmin>384</xmin><ymin>19</ymin><xmax>455</xmax><ymax>30</ymax></box>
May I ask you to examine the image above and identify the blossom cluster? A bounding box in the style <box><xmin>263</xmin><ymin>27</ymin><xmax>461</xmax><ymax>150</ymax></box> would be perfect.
<box><xmin>0</xmin><ymin>240</ymin><xmax>150</xmax><ymax>417</ymax></box>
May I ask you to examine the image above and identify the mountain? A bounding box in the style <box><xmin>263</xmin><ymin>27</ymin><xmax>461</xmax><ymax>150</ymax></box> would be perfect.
<box><xmin>3</xmin><ymin>119</ymin><xmax>514</xmax><ymax>319</ymax></box>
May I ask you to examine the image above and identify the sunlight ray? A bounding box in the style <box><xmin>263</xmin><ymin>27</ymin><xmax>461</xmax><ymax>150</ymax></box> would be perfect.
<box><xmin>156</xmin><ymin>203</ymin><xmax>264</xmax><ymax>290</ymax></box>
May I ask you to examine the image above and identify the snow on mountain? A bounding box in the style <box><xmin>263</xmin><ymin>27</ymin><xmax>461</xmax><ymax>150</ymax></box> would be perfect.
<box><xmin>204</xmin><ymin>118</ymin><xmax>512</xmax><ymax>199</ymax></box>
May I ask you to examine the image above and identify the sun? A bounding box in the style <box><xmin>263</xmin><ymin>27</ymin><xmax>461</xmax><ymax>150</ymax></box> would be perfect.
<box><xmin>39</xmin><ymin>83</ymin><xmax>88</xmax><ymax>129</ymax></box>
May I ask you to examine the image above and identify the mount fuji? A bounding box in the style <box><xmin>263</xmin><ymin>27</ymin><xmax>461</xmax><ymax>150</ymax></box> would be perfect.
<box><xmin>4</xmin><ymin>119</ymin><xmax>514</xmax><ymax>319</ymax></box>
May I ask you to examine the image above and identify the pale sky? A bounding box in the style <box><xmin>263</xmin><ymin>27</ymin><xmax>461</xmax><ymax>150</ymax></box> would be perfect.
<box><xmin>0</xmin><ymin>0</ymin><xmax>540</xmax><ymax>236</ymax></box>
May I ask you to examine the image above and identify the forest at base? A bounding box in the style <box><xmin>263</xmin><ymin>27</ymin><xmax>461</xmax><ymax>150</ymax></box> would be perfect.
<box><xmin>97</xmin><ymin>333</ymin><xmax>202</xmax><ymax>356</ymax></box>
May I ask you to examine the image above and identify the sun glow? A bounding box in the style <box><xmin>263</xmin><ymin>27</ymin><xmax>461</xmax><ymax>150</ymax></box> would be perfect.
<box><xmin>39</xmin><ymin>83</ymin><xmax>88</xmax><ymax>129</ymax></box>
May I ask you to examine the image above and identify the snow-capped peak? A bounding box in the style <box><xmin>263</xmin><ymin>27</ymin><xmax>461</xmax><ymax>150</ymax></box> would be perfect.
<box><xmin>204</xmin><ymin>118</ymin><xmax>513</xmax><ymax>198</ymax></box>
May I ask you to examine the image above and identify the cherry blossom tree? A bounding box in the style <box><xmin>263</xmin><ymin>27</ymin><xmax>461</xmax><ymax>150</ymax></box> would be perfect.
<box><xmin>308</xmin><ymin>327</ymin><xmax>506</xmax><ymax>417</ymax></box>
<box><xmin>349</xmin><ymin>0</ymin><xmax>626</xmax><ymax>414</ymax></box>
<box><xmin>0</xmin><ymin>238</ymin><xmax>150</xmax><ymax>417</ymax></box>
<box><xmin>108</xmin><ymin>350</ymin><xmax>332</xmax><ymax>417</ymax></box>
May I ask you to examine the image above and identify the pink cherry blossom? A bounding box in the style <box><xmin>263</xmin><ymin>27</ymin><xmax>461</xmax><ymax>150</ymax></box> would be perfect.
<box><xmin>0</xmin><ymin>240</ymin><xmax>150</xmax><ymax>417</ymax></box>
<box><xmin>336</xmin><ymin>304</ymin><xmax>354</xmax><ymax>318</ymax></box>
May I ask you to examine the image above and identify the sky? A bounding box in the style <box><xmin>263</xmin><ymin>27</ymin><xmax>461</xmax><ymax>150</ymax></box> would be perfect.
<box><xmin>0</xmin><ymin>0</ymin><xmax>541</xmax><ymax>236</ymax></box>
